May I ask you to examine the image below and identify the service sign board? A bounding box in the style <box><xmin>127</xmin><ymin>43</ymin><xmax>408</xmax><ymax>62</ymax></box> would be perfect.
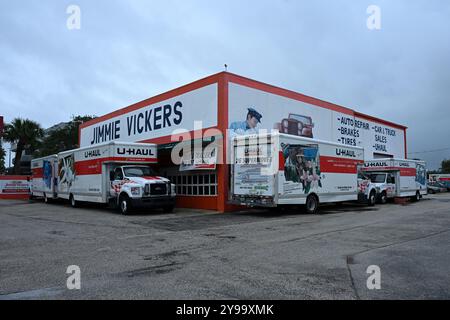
<box><xmin>0</xmin><ymin>176</ymin><xmax>31</xmax><ymax>199</ymax></box>
<box><xmin>80</xmin><ymin>84</ymin><xmax>218</xmax><ymax>147</ymax></box>
<box><xmin>179</xmin><ymin>147</ymin><xmax>217</xmax><ymax>171</ymax></box>
<box><xmin>228</xmin><ymin>83</ymin><xmax>405</xmax><ymax>160</ymax></box>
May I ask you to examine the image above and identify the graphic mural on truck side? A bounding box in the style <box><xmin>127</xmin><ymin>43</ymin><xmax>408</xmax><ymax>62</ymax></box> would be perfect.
<box><xmin>282</xmin><ymin>143</ymin><xmax>322</xmax><ymax>194</ymax></box>
<box><xmin>58</xmin><ymin>154</ymin><xmax>75</xmax><ymax>189</ymax></box>
<box><xmin>43</xmin><ymin>160</ymin><xmax>53</xmax><ymax>189</ymax></box>
<box><xmin>416</xmin><ymin>163</ymin><xmax>426</xmax><ymax>187</ymax></box>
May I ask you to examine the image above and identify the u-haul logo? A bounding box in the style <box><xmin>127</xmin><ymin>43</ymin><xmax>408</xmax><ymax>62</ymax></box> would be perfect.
<box><xmin>335</xmin><ymin>148</ymin><xmax>356</xmax><ymax>158</ymax></box>
<box><xmin>84</xmin><ymin>150</ymin><xmax>101</xmax><ymax>158</ymax></box>
<box><xmin>117</xmin><ymin>148</ymin><xmax>155</xmax><ymax>156</ymax></box>
<box><xmin>364</xmin><ymin>161</ymin><xmax>388</xmax><ymax>168</ymax></box>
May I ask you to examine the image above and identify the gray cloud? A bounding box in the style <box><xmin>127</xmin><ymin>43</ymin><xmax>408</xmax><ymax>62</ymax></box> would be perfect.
<box><xmin>1</xmin><ymin>0</ymin><xmax>449</xmax><ymax>169</ymax></box>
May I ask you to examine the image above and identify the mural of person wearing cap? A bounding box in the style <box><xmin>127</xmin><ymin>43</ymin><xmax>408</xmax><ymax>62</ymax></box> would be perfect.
<box><xmin>229</xmin><ymin>107</ymin><xmax>262</xmax><ymax>136</ymax></box>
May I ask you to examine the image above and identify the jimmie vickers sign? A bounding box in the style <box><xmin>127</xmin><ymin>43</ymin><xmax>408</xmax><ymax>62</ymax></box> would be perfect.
<box><xmin>79</xmin><ymin>84</ymin><xmax>218</xmax><ymax>147</ymax></box>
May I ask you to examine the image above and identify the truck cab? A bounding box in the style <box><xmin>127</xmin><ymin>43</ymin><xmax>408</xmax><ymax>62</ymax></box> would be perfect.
<box><xmin>366</xmin><ymin>172</ymin><xmax>397</xmax><ymax>203</ymax></box>
<box><xmin>109</xmin><ymin>164</ymin><xmax>176</xmax><ymax>215</ymax></box>
<box><xmin>357</xmin><ymin>171</ymin><xmax>377</xmax><ymax>206</ymax></box>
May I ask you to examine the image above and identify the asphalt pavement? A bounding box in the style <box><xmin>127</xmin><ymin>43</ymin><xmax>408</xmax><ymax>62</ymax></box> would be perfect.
<box><xmin>0</xmin><ymin>193</ymin><xmax>449</xmax><ymax>299</ymax></box>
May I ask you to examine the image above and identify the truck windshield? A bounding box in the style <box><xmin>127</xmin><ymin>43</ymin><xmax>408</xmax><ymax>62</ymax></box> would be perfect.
<box><xmin>369</xmin><ymin>173</ymin><xmax>386</xmax><ymax>183</ymax></box>
<box><xmin>123</xmin><ymin>166</ymin><xmax>157</xmax><ymax>177</ymax></box>
<box><xmin>358</xmin><ymin>172</ymin><xmax>368</xmax><ymax>179</ymax></box>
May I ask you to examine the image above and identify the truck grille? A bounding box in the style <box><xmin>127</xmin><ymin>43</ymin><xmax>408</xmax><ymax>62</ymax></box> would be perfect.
<box><xmin>150</xmin><ymin>183</ymin><xmax>167</xmax><ymax>195</ymax></box>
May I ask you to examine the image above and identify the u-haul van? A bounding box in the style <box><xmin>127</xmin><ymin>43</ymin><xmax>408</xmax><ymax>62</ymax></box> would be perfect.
<box><xmin>230</xmin><ymin>133</ymin><xmax>364</xmax><ymax>214</ymax></box>
<box><xmin>361</xmin><ymin>158</ymin><xmax>427</xmax><ymax>202</ymax></box>
<box><xmin>32</xmin><ymin>141</ymin><xmax>176</xmax><ymax>214</ymax></box>
<box><xmin>30</xmin><ymin>154</ymin><xmax>58</xmax><ymax>202</ymax></box>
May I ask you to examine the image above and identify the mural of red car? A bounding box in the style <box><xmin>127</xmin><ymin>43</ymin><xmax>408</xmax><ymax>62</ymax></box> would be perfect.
<box><xmin>274</xmin><ymin>113</ymin><xmax>314</xmax><ymax>138</ymax></box>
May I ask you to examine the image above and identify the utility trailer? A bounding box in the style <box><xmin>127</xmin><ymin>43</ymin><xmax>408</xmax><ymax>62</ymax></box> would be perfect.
<box><xmin>361</xmin><ymin>158</ymin><xmax>427</xmax><ymax>202</ymax></box>
<box><xmin>230</xmin><ymin>133</ymin><xmax>364</xmax><ymax>214</ymax></box>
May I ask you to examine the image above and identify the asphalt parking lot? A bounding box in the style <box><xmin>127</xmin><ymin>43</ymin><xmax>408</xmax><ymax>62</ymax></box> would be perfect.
<box><xmin>1</xmin><ymin>193</ymin><xmax>450</xmax><ymax>300</ymax></box>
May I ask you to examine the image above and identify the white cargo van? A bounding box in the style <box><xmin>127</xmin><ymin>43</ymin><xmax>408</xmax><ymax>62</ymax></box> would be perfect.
<box><xmin>30</xmin><ymin>154</ymin><xmax>58</xmax><ymax>203</ymax></box>
<box><xmin>361</xmin><ymin>158</ymin><xmax>427</xmax><ymax>203</ymax></box>
<box><xmin>230</xmin><ymin>133</ymin><xmax>364</xmax><ymax>214</ymax></box>
<box><xmin>32</xmin><ymin>141</ymin><xmax>176</xmax><ymax>214</ymax></box>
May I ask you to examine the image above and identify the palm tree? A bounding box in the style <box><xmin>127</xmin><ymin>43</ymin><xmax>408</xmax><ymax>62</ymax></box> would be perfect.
<box><xmin>3</xmin><ymin>118</ymin><xmax>43</xmax><ymax>174</ymax></box>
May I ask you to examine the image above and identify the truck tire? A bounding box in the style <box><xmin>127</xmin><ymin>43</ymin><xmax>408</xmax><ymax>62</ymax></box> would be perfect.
<box><xmin>368</xmin><ymin>190</ymin><xmax>376</xmax><ymax>206</ymax></box>
<box><xmin>412</xmin><ymin>191</ymin><xmax>421</xmax><ymax>202</ymax></box>
<box><xmin>69</xmin><ymin>194</ymin><xmax>77</xmax><ymax>208</ymax></box>
<box><xmin>305</xmin><ymin>194</ymin><xmax>319</xmax><ymax>214</ymax></box>
<box><xmin>44</xmin><ymin>193</ymin><xmax>50</xmax><ymax>204</ymax></box>
<box><xmin>379</xmin><ymin>191</ymin><xmax>387</xmax><ymax>204</ymax></box>
<box><xmin>119</xmin><ymin>194</ymin><xmax>131</xmax><ymax>215</ymax></box>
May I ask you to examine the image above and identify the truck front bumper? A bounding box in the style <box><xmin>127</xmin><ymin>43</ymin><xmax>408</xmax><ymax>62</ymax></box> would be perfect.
<box><xmin>130</xmin><ymin>196</ymin><xmax>176</xmax><ymax>209</ymax></box>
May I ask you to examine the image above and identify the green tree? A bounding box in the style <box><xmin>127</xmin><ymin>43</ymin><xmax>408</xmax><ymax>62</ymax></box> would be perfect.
<box><xmin>0</xmin><ymin>145</ymin><xmax>5</xmax><ymax>173</ymax></box>
<box><xmin>3</xmin><ymin>118</ymin><xmax>44</xmax><ymax>174</ymax></box>
<box><xmin>441</xmin><ymin>159</ymin><xmax>450</xmax><ymax>174</ymax></box>
<box><xmin>34</xmin><ymin>115</ymin><xmax>96</xmax><ymax>158</ymax></box>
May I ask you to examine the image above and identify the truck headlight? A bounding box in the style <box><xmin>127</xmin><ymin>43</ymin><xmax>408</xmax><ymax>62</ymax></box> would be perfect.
<box><xmin>131</xmin><ymin>187</ymin><xmax>141</xmax><ymax>196</ymax></box>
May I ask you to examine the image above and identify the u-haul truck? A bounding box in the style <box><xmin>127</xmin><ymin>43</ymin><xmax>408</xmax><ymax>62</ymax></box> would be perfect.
<box><xmin>230</xmin><ymin>133</ymin><xmax>364</xmax><ymax>214</ymax></box>
<box><xmin>361</xmin><ymin>158</ymin><xmax>427</xmax><ymax>202</ymax></box>
<box><xmin>429</xmin><ymin>174</ymin><xmax>450</xmax><ymax>191</ymax></box>
<box><xmin>30</xmin><ymin>154</ymin><xmax>58</xmax><ymax>203</ymax></box>
<box><xmin>32</xmin><ymin>141</ymin><xmax>176</xmax><ymax>214</ymax></box>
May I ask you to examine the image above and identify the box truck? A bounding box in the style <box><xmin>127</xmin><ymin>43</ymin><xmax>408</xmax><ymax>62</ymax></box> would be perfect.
<box><xmin>31</xmin><ymin>141</ymin><xmax>176</xmax><ymax>214</ymax></box>
<box><xmin>429</xmin><ymin>174</ymin><xmax>450</xmax><ymax>191</ymax></box>
<box><xmin>360</xmin><ymin>158</ymin><xmax>427</xmax><ymax>203</ymax></box>
<box><xmin>230</xmin><ymin>133</ymin><xmax>364</xmax><ymax>214</ymax></box>
<box><xmin>30</xmin><ymin>154</ymin><xmax>58</xmax><ymax>203</ymax></box>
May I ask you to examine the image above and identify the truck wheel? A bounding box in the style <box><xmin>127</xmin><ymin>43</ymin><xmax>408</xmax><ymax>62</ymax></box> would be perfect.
<box><xmin>368</xmin><ymin>190</ymin><xmax>376</xmax><ymax>206</ymax></box>
<box><xmin>69</xmin><ymin>194</ymin><xmax>77</xmax><ymax>208</ymax></box>
<box><xmin>44</xmin><ymin>193</ymin><xmax>49</xmax><ymax>204</ymax></box>
<box><xmin>163</xmin><ymin>205</ymin><xmax>174</xmax><ymax>213</ymax></box>
<box><xmin>119</xmin><ymin>195</ymin><xmax>131</xmax><ymax>215</ymax></box>
<box><xmin>379</xmin><ymin>192</ymin><xmax>387</xmax><ymax>204</ymax></box>
<box><xmin>412</xmin><ymin>191</ymin><xmax>421</xmax><ymax>202</ymax></box>
<box><xmin>305</xmin><ymin>194</ymin><xmax>319</xmax><ymax>214</ymax></box>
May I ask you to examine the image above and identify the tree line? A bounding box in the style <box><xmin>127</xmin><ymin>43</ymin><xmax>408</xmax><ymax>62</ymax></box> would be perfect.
<box><xmin>0</xmin><ymin>115</ymin><xmax>95</xmax><ymax>174</ymax></box>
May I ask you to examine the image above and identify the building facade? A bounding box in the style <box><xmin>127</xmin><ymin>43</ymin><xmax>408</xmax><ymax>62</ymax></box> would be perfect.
<box><xmin>79</xmin><ymin>72</ymin><xmax>407</xmax><ymax>211</ymax></box>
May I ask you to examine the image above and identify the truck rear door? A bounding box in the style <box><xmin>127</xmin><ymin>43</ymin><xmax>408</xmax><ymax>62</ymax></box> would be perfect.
<box><xmin>231</xmin><ymin>136</ymin><xmax>277</xmax><ymax>206</ymax></box>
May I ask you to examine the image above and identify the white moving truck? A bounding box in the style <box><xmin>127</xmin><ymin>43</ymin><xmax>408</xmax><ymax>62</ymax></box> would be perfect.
<box><xmin>429</xmin><ymin>174</ymin><xmax>450</xmax><ymax>191</ymax></box>
<box><xmin>32</xmin><ymin>141</ymin><xmax>176</xmax><ymax>214</ymax></box>
<box><xmin>361</xmin><ymin>158</ymin><xmax>427</xmax><ymax>203</ymax></box>
<box><xmin>30</xmin><ymin>154</ymin><xmax>58</xmax><ymax>203</ymax></box>
<box><xmin>230</xmin><ymin>133</ymin><xmax>364</xmax><ymax>214</ymax></box>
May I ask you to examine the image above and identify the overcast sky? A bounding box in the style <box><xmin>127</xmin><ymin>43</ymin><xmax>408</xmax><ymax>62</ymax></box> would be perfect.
<box><xmin>1</xmin><ymin>0</ymin><xmax>449</xmax><ymax>169</ymax></box>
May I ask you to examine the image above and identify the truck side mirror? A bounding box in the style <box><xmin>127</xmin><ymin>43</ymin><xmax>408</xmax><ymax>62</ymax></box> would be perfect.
<box><xmin>110</xmin><ymin>171</ymin><xmax>115</xmax><ymax>181</ymax></box>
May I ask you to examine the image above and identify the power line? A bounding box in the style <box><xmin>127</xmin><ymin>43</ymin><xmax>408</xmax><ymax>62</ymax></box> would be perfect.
<box><xmin>408</xmin><ymin>147</ymin><xmax>450</xmax><ymax>155</ymax></box>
